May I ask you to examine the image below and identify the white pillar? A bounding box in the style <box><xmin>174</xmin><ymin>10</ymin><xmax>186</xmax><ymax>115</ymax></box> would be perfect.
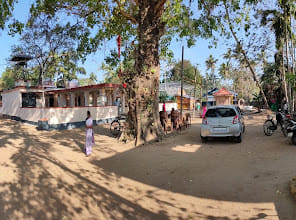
<box><xmin>54</xmin><ymin>94</ymin><xmax>58</xmax><ymax>107</ymax></box>
<box><xmin>59</xmin><ymin>94</ymin><xmax>66</xmax><ymax>107</ymax></box>
<box><xmin>93</xmin><ymin>92</ymin><xmax>98</xmax><ymax>106</ymax></box>
<box><xmin>63</xmin><ymin>94</ymin><xmax>67</xmax><ymax>107</ymax></box>
<box><xmin>84</xmin><ymin>91</ymin><xmax>89</xmax><ymax>106</ymax></box>
<box><xmin>18</xmin><ymin>92</ymin><xmax>22</xmax><ymax>109</ymax></box>
<box><xmin>70</xmin><ymin>93</ymin><xmax>75</xmax><ymax>107</ymax></box>
<box><xmin>101</xmin><ymin>89</ymin><xmax>106</xmax><ymax>106</ymax></box>
<box><xmin>112</xmin><ymin>90</ymin><xmax>116</xmax><ymax>104</ymax></box>
<box><xmin>57</xmin><ymin>95</ymin><xmax>61</xmax><ymax>107</ymax></box>
<box><xmin>89</xmin><ymin>92</ymin><xmax>93</xmax><ymax>106</ymax></box>
<box><xmin>108</xmin><ymin>91</ymin><xmax>112</xmax><ymax>105</ymax></box>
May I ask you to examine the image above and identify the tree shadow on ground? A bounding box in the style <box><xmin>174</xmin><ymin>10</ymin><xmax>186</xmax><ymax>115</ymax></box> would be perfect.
<box><xmin>92</xmin><ymin>118</ymin><xmax>296</xmax><ymax>220</ymax></box>
<box><xmin>39</xmin><ymin>123</ymin><xmax>119</xmax><ymax>154</ymax></box>
<box><xmin>0</xmin><ymin>120</ymin><xmax>169</xmax><ymax>219</ymax></box>
<box><xmin>1</xmin><ymin>117</ymin><xmax>295</xmax><ymax>219</ymax></box>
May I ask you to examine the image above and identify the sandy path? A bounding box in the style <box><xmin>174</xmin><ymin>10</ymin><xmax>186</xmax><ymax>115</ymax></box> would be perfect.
<box><xmin>0</xmin><ymin>113</ymin><xmax>295</xmax><ymax>219</ymax></box>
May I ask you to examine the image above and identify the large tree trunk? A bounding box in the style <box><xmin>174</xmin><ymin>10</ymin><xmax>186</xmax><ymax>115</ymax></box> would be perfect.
<box><xmin>284</xmin><ymin>6</ymin><xmax>292</xmax><ymax>111</ymax></box>
<box><xmin>290</xmin><ymin>36</ymin><xmax>295</xmax><ymax>112</ymax></box>
<box><xmin>127</xmin><ymin>0</ymin><xmax>165</xmax><ymax>146</ymax></box>
<box><xmin>282</xmin><ymin>45</ymin><xmax>289</xmax><ymax>105</ymax></box>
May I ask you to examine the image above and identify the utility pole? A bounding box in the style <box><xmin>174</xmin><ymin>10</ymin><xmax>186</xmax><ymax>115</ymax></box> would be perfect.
<box><xmin>181</xmin><ymin>46</ymin><xmax>184</xmax><ymax>118</ymax></box>
<box><xmin>201</xmin><ymin>78</ymin><xmax>203</xmax><ymax>105</ymax></box>
<box><xmin>41</xmin><ymin>64</ymin><xmax>45</xmax><ymax>108</ymax></box>
<box><xmin>193</xmin><ymin>67</ymin><xmax>197</xmax><ymax>116</ymax></box>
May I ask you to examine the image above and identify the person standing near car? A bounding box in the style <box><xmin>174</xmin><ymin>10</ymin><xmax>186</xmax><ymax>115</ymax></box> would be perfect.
<box><xmin>170</xmin><ymin>108</ymin><xmax>178</xmax><ymax>129</ymax></box>
<box><xmin>202</xmin><ymin>105</ymin><xmax>207</xmax><ymax>118</ymax></box>
<box><xmin>197</xmin><ymin>101</ymin><xmax>201</xmax><ymax>112</ymax></box>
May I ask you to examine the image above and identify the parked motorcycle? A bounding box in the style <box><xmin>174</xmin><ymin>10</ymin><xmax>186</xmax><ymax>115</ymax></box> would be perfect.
<box><xmin>263</xmin><ymin>111</ymin><xmax>291</xmax><ymax>136</ymax></box>
<box><xmin>286</xmin><ymin>120</ymin><xmax>296</xmax><ymax>145</ymax></box>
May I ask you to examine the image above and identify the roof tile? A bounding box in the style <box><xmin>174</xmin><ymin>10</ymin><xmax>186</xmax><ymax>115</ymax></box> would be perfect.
<box><xmin>213</xmin><ymin>87</ymin><xmax>233</xmax><ymax>96</ymax></box>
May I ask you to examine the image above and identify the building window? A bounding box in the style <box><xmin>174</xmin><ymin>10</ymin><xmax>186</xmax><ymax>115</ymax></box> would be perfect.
<box><xmin>22</xmin><ymin>93</ymin><xmax>37</xmax><ymax>107</ymax></box>
<box><xmin>75</xmin><ymin>95</ymin><xmax>82</xmax><ymax>107</ymax></box>
<box><xmin>48</xmin><ymin>95</ymin><xmax>54</xmax><ymax>107</ymax></box>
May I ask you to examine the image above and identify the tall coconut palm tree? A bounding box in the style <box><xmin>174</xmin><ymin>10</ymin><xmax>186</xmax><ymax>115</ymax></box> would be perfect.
<box><xmin>260</xmin><ymin>0</ymin><xmax>296</xmax><ymax>110</ymax></box>
<box><xmin>205</xmin><ymin>54</ymin><xmax>218</xmax><ymax>90</ymax></box>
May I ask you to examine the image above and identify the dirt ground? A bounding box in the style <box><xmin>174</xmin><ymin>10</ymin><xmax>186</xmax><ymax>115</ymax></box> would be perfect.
<box><xmin>0</xmin><ymin>113</ymin><xmax>295</xmax><ymax>220</ymax></box>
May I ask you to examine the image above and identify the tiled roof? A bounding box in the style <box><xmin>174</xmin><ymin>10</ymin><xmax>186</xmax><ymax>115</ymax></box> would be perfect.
<box><xmin>45</xmin><ymin>83</ymin><xmax>120</xmax><ymax>93</ymax></box>
<box><xmin>213</xmin><ymin>87</ymin><xmax>233</xmax><ymax>96</ymax></box>
<box><xmin>2</xmin><ymin>83</ymin><xmax>120</xmax><ymax>94</ymax></box>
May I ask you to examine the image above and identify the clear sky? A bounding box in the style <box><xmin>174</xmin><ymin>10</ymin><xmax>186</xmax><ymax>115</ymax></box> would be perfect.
<box><xmin>0</xmin><ymin>1</ymin><xmax>228</xmax><ymax>81</ymax></box>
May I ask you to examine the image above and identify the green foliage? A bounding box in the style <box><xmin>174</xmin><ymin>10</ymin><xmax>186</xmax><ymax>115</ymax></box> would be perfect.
<box><xmin>259</xmin><ymin>9</ymin><xmax>286</xmax><ymax>50</ymax></box>
<box><xmin>286</xmin><ymin>73</ymin><xmax>296</xmax><ymax>88</ymax></box>
<box><xmin>205</xmin><ymin>54</ymin><xmax>219</xmax><ymax>90</ymax></box>
<box><xmin>102</xmin><ymin>63</ymin><xmax>121</xmax><ymax>84</ymax></box>
<box><xmin>10</xmin><ymin>15</ymin><xmax>85</xmax><ymax>84</ymax></box>
<box><xmin>3</xmin><ymin>0</ymin><xmax>271</xmax><ymax>141</ymax></box>
<box><xmin>261</xmin><ymin>63</ymin><xmax>280</xmax><ymax>86</ymax></box>
<box><xmin>197</xmin><ymin>0</ymin><xmax>272</xmax><ymax>107</ymax></box>
<box><xmin>218</xmin><ymin>63</ymin><xmax>231</xmax><ymax>80</ymax></box>
<box><xmin>77</xmin><ymin>79</ymin><xmax>91</xmax><ymax>86</ymax></box>
<box><xmin>17</xmin><ymin>0</ymin><xmax>219</xmax><ymax>67</ymax></box>
<box><xmin>89</xmin><ymin>72</ymin><xmax>97</xmax><ymax>82</ymax></box>
<box><xmin>159</xmin><ymin>92</ymin><xmax>169</xmax><ymax>103</ymax></box>
<box><xmin>170</xmin><ymin>96</ymin><xmax>177</xmax><ymax>102</ymax></box>
<box><xmin>169</xmin><ymin>60</ymin><xmax>202</xmax><ymax>84</ymax></box>
<box><xmin>251</xmin><ymin>92</ymin><xmax>264</xmax><ymax>110</ymax></box>
<box><xmin>8</xmin><ymin>20</ymin><xmax>24</xmax><ymax>36</ymax></box>
<box><xmin>218</xmin><ymin>48</ymin><xmax>258</xmax><ymax>102</ymax></box>
<box><xmin>168</xmin><ymin>60</ymin><xmax>204</xmax><ymax>99</ymax></box>
<box><xmin>0</xmin><ymin>68</ymin><xmax>15</xmax><ymax>90</ymax></box>
<box><xmin>78</xmin><ymin>73</ymin><xmax>97</xmax><ymax>86</ymax></box>
<box><xmin>0</xmin><ymin>65</ymin><xmax>36</xmax><ymax>90</ymax></box>
<box><xmin>260</xmin><ymin>62</ymin><xmax>282</xmax><ymax>108</ymax></box>
<box><xmin>5</xmin><ymin>1</ymin><xmax>220</xmax><ymax>88</ymax></box>
<box><xmin>258</xmin><ymin>0</ymin><xmax>296</xmax><ymax>104</ymax></box>
<box><xmin>0</xmin><ymin>0</ymin><xmax>15</xmax><ymax>29</ymax></box>
<box><xmin>102</xmin><ymin>43</ymin><xmax>135</xmax><ymax>84</ymax></box>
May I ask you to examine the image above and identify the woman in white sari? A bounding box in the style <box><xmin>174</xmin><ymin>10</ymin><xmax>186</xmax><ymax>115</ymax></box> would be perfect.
<box><xmin>85</xmin><ymin>111</ymin><xmax>94</xmax><ymax>156</ymax></box>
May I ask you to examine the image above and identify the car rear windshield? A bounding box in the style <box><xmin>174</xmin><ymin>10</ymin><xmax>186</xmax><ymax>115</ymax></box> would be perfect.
<box><xmin>205</xmin><ymin>108</ymin><xmax>237</xmax><ymax>117</ymax></box>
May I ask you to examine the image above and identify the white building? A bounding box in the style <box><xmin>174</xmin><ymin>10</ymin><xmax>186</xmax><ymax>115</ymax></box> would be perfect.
<box><xmin>0</xmin><ymin>80</ymin><xmax>125</xmax><ymax>129</ymax></box>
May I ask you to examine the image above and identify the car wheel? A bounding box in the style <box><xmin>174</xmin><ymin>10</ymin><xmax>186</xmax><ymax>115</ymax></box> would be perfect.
<box><xmin>201</xmin><ymin>136</ymin><xmax>207</xmax><ymax>143</ymax></box>
<box><xmin>234</xmin><ymin>133</ymin><xmax>242</xmax><ymax>143</ymax></box>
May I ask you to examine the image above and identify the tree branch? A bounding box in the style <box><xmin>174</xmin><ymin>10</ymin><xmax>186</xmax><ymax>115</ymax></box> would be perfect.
<box><xmin>59</xmin><ymin>3</ymin><xmax>98</xmax><ymax>17</ymax></box>
<box><xmin>60</xmin><ymin>4</ymin><xmax>81</xmax><ymax>16</ymax></box>
<box><xmin>133</xmin><ymin>0</ymin><xmax>139</xmax><ymax>6</ymax></box>
<box><xmin>114</xmin><ymin>0</ymin><xmax>137</xmax><ymax>24</ymax></box>
<box><xmin>199</xmin><ymin>0</ymin><xmax>211</xmax><ymax>16</ymax></box>
<box><xmin>223</xmin><ymin>1</ymin><xmax>269</xmax><ymax>109</ymax></box>
<box><xmin>155</xmin><ymin>0</ymin><xmax>167</xmax><ymax>15</ymax></box>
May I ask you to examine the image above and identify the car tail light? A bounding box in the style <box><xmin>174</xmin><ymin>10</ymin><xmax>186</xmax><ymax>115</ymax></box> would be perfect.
<box><xmin>286</xmin><ymin>115</ymin><xmax>291</xmax><ymax>118</ymax></box>
<box><xmin>202</xmin><ymin>117</ymin><xmax>208</xmax><ymax>125</ymax></box>
<box><xmin>233</xmin><ymin>115</ymin><xmax>239</xmax><ymax>124</ymax></box>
